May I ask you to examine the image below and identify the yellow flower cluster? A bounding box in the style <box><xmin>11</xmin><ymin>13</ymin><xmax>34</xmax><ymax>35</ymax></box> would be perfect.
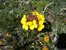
<box><xmin>21</xmin><ymin>11</ymin><xmax>45</xmax><ymax>31</ymax></box>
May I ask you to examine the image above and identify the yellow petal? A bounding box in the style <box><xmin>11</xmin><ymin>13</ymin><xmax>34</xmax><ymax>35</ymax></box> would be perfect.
<box><xmin>31</xmin><ymin>11</ymin><xmax>39</xmax><ymax>15</ymax></box>
<box><xmin>38</xmin><ymin>25</ymin><xmax>44</xmax><ymax>31</ymax></box>
<box><xmin>33</xmin><ymin>20</ymin><xmax>37</xmax><ymax>24</ymax></box>
<box><xmin>21</xmin><ymin>15</ymin><xmax>27</xmax><ymax>24</ymax></box>
<box><xmin>34</xmin><ymin>11</ymin><xmax>39</xmax><ymax>15</ymax></box>
<box><xmin>38</xmin><ymin>27</ymin><xmax>42</xmax><ymax>31</ymax></box>
<box><xmin>22</xmin><ymin>24</ymin><xmax>27</xmax><ymax>28</ymax></box>
<box><xmin>28</xmin><ymin>21</ymin><xmax>33</xmax><ymax>26</ymax></box>
<box><xmin>39</xmin><ymin>20</ymin><xmax>44</xmax><ymax>25</ymax></box>
<box><xmin>30</xmin><ymin>25</ymin><xmax>34</xmax><ymax>30</ymax></box>
<box><xmin>22</xmin><ymin>25</ymin><xmax>28</xmax><ymax>30</ymax></box>
<box><xmin>34</xmin><ymin>24</ymin><xmax>38</xmax><ymax>28</ymax></box>
<box><xmin>24</xmin><ymin>26</ymin><xmax>28</xmax><ymax>30</ymax></box>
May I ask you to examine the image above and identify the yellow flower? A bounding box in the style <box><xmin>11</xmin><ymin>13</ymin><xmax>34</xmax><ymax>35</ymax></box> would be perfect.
<box><xmin>44</xmin><ymin>35</ymin><xmax>49</xmax><ymax>42</ymax></box>
<box><xmin>42</xmin><ymin>46</ymin><xmax>49</xmax><ymax>50</ymax></box>
<box><xmin>21</xmin><ymin>11</ymin><xmax>45</xmax><ymax>31</ymax></box>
